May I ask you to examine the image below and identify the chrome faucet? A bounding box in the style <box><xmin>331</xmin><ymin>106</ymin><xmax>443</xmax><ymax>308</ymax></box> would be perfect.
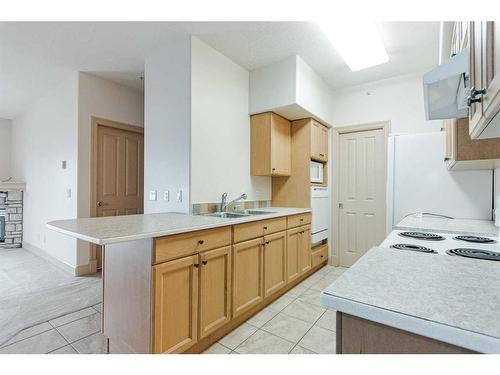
<box><xmin>220</xmin><ymin>192</ymin><xmax>247</xmax><ymax>212</ymax></box>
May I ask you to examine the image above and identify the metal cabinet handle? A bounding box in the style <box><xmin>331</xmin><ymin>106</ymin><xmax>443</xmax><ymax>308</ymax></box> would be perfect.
<box><xmin>193</xmin><ymin>263</ymin><xmax>200</xmax><ymax>268</ymax></box>
<box><xmin>96</xmin><ymin>201</ymin><xmax>103</xmax><ymax>207</ymax></box>
<box><xmin>320</xmin><ymin>153</ymin><xmax>325</xmax><ymax>157</ymax></box>
<box><xmin>198</xmin><ymin>240</ymin><xmax>204</xmax><ymax>245</ymax></box>
<box><xmin>467</xmin><ymin>86</ymin><xmax>487</xmax><ymax>107</ymax></box>
<box><xmin>202</xmin><ymin>260</ymin><xmax>208</xmax><ymax>265</ymax></box>
<box><xmin>263</xmin><ymin>226</ymin><xmax>268</xmax><ymax>230</ymax></box>
<box><xmin>300</xmin><ymin>218</ymin><xmax>304</xmax><ymax>222</ymax></box>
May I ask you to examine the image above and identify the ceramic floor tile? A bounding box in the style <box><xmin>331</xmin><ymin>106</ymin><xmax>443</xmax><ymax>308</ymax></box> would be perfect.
<box><xmin>49</xmin><ymin>307</ymin><xmax>98</xmax><ymax>328</ymax></box>
<box><xmin>1</xmin><ymin>322</ymin><xmax>52</xmax><ymax>348</ymax></box>
<box><xmin>309</xmin><ymin>276</ymin><xmax>338</xmax><ymax>292</ymax></box>
<box><xmin>289</xmin><ymin>345</ymin><xmax>316</xmax><ymax>354</ymax></box>
<box><xmin>49</xmin><ymin>345</ymin><xmax>77</xmax><ymax>354</ymax></box>
<box><xmin>298</xmin><ymin>326</ymin><xmax>336</xmax><ymax>354</ymax></box>
<box><xmin>284</xmin><ymin>284</ymin><xmax>308</xmax><ymax>298</ymax></box>
<box><xmin>218</xmin><ymin>323</ymin><xmax>257</xmax><ymax>350</ymax></box>
<box><xmin>315</xmin><ymin>310</ymin><xmax>337</xmax><ymax>332</ymax></box>
<box><xmin>261</xmin><ymin>312</ymin><xmax>313</xmax><ymax>343</ymax></box>
<box><xmin>267</xmin><ymin>294</ymin><xmax>295</xmax><ymax>311</ymax></box>
<box><xmin>71</xmin><ymin>333</ymin><xmax>107</xmax><ymax>354</ymax></box>
<box><xmin>56</xmin><ymin>313</ymin><xmax>101</xmax><ymax>343</ymax></box>
<box><xmin>234</xmin><ymin>330</ymin><xmax>295</xmax><ymax>354</ymax></box>
<box><xmin>246</xmin><ymin>306</ymin><xmax>280</xmax><ymax>328</ymax></box>
<box><xmin>282</xmin><ymin>300</ymin><xmax>326</xmax><ymax>323</ymax></box>
<box><xmin>202</xmin><ymin>342</ymin><xmax>232</xmax><ymax>354</ymax></box>
<box><xmin>0</xmin><ymin>329</ymin><xmax>67</xmax><ymax>354</ymax></box>
<box><xmin>297</xmin><ymin>288</ymin><xmax>323</xmax><ymax>307</ymax></box>
<box><xmin>299</xmin><ymin>273</ymin><xmax>324</xmax><ymax>288</ymax></box>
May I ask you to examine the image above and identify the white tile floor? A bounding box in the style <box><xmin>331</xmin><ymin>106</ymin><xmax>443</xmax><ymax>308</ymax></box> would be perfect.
<box><xmin>0</xmin><ymin>264</ymin><xmax>345</xmax><ymax>354</ymax></box>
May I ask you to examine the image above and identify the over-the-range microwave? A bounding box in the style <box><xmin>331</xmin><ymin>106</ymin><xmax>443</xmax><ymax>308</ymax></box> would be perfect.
<box><xmin>310</xmin><ymin>161</ymin><xmax>324</xmax><ymax>183</ymax></box>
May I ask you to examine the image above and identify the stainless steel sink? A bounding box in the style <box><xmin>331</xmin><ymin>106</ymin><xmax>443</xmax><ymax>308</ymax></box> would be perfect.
<box><xmin>238</xmin><ymin>210</ymin><xmax>277</xmax><ymax>215</ymax></box>
<box><xmin>205</xmin><ymin>212</ymin><xmax>250</xmax><ymax>219</ymax></box>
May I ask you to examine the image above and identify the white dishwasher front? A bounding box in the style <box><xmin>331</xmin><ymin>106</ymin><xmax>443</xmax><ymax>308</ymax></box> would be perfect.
<box><xmin>311</xmin><ymin>186</ymin><xmax>329</xmax><ymax>243</ymax></box>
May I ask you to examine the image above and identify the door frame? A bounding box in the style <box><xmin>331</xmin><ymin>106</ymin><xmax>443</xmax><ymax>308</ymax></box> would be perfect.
<box><xmin>89</xmin><ymin>116</ymin><xmax>144</xmax><ymax>273</ymax></box>
<box><xmin>331</xmin><ymin>121</ymin><xmax>390</xmax><ymax>267</ymax></box>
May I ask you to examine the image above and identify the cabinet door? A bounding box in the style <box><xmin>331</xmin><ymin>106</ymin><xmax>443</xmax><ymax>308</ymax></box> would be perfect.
<box><xmin>232</xmin><ymin>238</ymin><xmax>264</xmax><ymax>317</ymax></box>
<box><xmin>270</xmin><ymin>113</ymin><xmax>291</xmax><ymax>175</ymax></box>
<box><xmin>199</xmin><ymin>246</ymin><xmax>232</xmax><ymax>339</ymax></box>
<box><xmin>152</xmin><ymin>255</ymin><xmax>198</xmax><ymax>353</ymax></box>
<box><xmin>469</xmin><ymin>21</ymin><xmax>484</xmax><ymax>133</ymax></box>
<box><xmin>320</xmin><ymin>124</ymin><xmax>329</xmax><ymax>161</ymax></box>
<box><xmin>286</xmin><ymin>227</ymin><xmax>302</xmax><ymax>283</ymax></box>
<box><xmin>481</xmin><ymin>22</ymin><xmax>500</xmax><ymax>122</ymax></box>
<box><xmin>299</xmin><ymin>225</ymin><xmax>312</xmax><ymax>274</ymax></box>
<box><xmin>263</xmin><ymin>231</ymin><xmax>287</xmax><ymax>297</ymax></box>
<box><xmin>311</xmin><ymin>121</ymin><xmax>328</xmax><ymax>162</ymax></box>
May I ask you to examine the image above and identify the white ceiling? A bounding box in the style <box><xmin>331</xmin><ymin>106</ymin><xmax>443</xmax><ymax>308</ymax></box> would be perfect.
<box><xmin>0</xmin><ymin>22</ymin><xmax>439</xmax><ymax>119</ymax></box>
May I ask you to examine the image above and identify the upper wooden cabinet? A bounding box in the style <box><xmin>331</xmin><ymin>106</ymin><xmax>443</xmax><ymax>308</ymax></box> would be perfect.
<box><xmin>467</xmin><ymin>22</ymin><xmax>500</xmax><ymax>139</ymax></box>
<box><xmin>251</xmin><ymin>112</ymin><xmax>291</xmax><ymax>176</ymax></box>
<box><xmin>310</xmin><ymin>120</ymin><xmax>329</xmax><ymax>162</ymax></box>
<box><xmin>444</xmin><ymin>118</ymin><xmax>500</xmax><ymax>170</ymax></box>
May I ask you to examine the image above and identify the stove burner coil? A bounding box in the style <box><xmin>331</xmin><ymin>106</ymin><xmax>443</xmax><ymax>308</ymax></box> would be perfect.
<box><xmin>453</xmin><ymin>235</ymin><xmax>496</xmax><ymax>244</ymax></box>
<box><xmin>390</xmin><ymin>244</ymin><xmax>437</xmax><ymax>253</ymax></box>
<box><xmin>398</xmin><ymin>231</ymin><xmax>445</xmax><ymax>241</ymax></box>
<box><xmin>446</xmin><ymin>248</ymin><xmax>500</xmax><ymax>261</ymax></box>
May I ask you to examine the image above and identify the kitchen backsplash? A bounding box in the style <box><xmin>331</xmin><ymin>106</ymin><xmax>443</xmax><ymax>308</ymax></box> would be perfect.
<box><xmin>192</xmin><ymin>200</ymin><xmax>270</xmax><ymax>215</ymax></box>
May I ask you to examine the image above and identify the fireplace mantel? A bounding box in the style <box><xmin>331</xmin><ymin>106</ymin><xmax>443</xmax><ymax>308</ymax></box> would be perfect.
<box><xmin>0</xmin><ymin>181</ymin><xmax>26</xmax><ymax>192</ymax></box>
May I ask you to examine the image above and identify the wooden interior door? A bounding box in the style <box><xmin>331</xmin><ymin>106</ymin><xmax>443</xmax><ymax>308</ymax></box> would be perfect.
<box><xmin>298</xmin><ymin>225</ymin><xmax>311</xmax><ymax>274</ymax></box>
<box><xmin>263</xmin><ymin>231</ymin><xmax>287</xmax><ymax>297</ymax></box>
<box><xmin>152</xmin><ymin>255</ymin><xmax>199</xmax><ymax>353</ymax></box>
<box><xmin>232</xmin><ymin>238</ymin><xmax>264</xmax><ymax>317</ymax></box>
<box><xmin>338</xmin><ymin>128</ymin><xmax>385</xmax><ymax>267</ymax></box>
<box><xmin>93</xmin><ymin>118</ymin><xmax>144</xmax><ymax>269</ymax></box>
<box><xmin>198</xmin><ymin>246</ymin><xmax>232</xmax><ymax>339</ymax></box>
<box><xmin>286</xmin><ymin>228</ymin><xmax>301</xmax><ymax>283</ymax></box>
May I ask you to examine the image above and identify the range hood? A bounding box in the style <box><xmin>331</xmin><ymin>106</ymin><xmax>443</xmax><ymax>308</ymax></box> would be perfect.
<box><xmin>423</xmin><ymin>49</ymin><xmax>469</xmax><ymax>120</ymax></box>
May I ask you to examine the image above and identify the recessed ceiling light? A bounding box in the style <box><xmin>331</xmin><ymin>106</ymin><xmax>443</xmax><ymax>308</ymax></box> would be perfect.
<box><xmin>317</xmin><ymin>21</ymin><xmax>389</xmax><ymax>72</ymax></box>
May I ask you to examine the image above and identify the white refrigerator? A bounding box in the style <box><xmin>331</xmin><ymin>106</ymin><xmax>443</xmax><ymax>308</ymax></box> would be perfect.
<box><xmin>387</xmin><ymin>132</ymin><xmax>493</xmax><ymax>229</ymax></box>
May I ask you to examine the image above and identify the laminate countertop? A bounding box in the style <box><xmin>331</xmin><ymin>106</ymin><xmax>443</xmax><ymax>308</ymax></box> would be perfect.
<box><xmin>320</xmin><ymin>246</ymin><xmax>500</xmax><ymax>353</ymax></box>
<box><xmin>46</xmin><ymin>207</ymin><xmax>311</xmax><ymax>245</ymax></box>
<box><xmin>395</xmin><ymin>215</ymin><xmax>498</xmax><ymax>236</ymax></box>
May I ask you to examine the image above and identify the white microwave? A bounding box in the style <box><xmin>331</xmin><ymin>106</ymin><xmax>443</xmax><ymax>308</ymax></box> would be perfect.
<box><xmin>310</xmin><ymin>161</ymin><xmax>324</xmax><ymax>183</ymax></box>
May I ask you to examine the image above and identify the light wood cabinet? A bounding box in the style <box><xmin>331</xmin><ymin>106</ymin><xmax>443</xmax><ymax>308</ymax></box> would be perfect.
<box><xmin>286</xmin><ymin>227</ymin><xmax>301</xmax><ymax>283</ymax></box>
<box><xmin>198</xmin><ymin>246</ymin><xmax>232</xmax><ymax>339</ymax></box>
<box><xmin>152</xmin><ymin>255</ymin><xmax>199</xmax><ymax>353</ymax></box>
<box><xmin>232</xmin><ymin>216</ymin><xmax>287</xmax><ymax>243</ymax></box>
<box><xmin>250</xmin><ymin>112</ymin><xmax>291</xmax><ymax>176</ymax></box>
<box><xmin>232</xmin><ymin>238</ymin><xmax>264</xmax><ymax>317</ymax></box>
<box><xmin>311</xmin><ymin>243</ymin><xmax>328</xmax><ymax>268</ymax></box>
<box><xmin>311</xmin><ymin>120</ymin><xmax>329</xmax><ymax>162</ymax></box>
<box><xmin>468</xmin><ymin>22</ymin><xmax>500</xmax><ymax>139</ymax></box>
<box><xmin>263</xmin><ymin>231</ymin><xmax>287</xmax><ymax>297</ymax></box>
<box><xmin>299</xmin><ymin>225</ymin><xmax>312</xmax><ymax>274</ymax></box>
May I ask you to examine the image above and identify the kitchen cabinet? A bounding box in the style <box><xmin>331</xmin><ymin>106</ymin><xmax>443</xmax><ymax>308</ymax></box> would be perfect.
<box><xmin>311</xmin><ymin>120</ymin><xmax>329</xmax><ymax>162</ymax></box>
<box><xmin>468</xmin><ymin>22</ymin><xmax>500</xmax><ymax>139</ymax></box>
<box><xmin>444</xmin><ymin>118</ymin><xmax>500</xmax><ymax>170</ymax></box>
<box><xmin>250</xmin><ymin>112</ymin><xmax>291</xmax><ymax>176</ymax></box>
<box><xmin>286</xmin><ymin>227</ymin><xmax>302</xmax><ymax>283</ymax></box>
<box><xmin>198</xmin><ymin>246</ymin><xmax>232</xmax><ymax>339</ymax></box>
<box><xmin>232</xmin><ymin>216</ymin><xmax>287</xmax><ymax>243</ymax></box>
<box><xmin>311</xmin><ymin>243</ymin><xmax>328</xmax><ymax>268</ymax></box>
<box><xmin>152</xmin><ymin>255</ymin><xmax>199</xmax><ymax>354</ymax></box>
<box><xmin>299</xmin><ymin>225</ymin><xmax>312</xmax><ymax>274</ymax></box>
<box><xmin>263</xmin><ymin>231</ymin><xmax>287</xmax><ymax>297</ymax></box>
<box><xmin>232</xmin><ymin>238</ymin><xmax>264</xmax><ymax>317</ymax></box>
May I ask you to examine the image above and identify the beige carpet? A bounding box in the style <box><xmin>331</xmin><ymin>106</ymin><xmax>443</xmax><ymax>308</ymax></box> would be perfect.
<box><xmin>0</xmin><ymin>248</ymin><xmax>101</xmax><ymax>346</ymax></box>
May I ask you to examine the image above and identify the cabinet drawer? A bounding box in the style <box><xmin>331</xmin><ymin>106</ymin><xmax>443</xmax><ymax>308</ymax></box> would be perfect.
<box><xmin>154</xmin><ymin>226</ymin><xmax>231</xmax><ymax>264</ymax></box>
<box><xmin>287</xmin><ymin>213</ymin><xmax>311</xmax><ymax>228</ymax></box>
<box><xmin>233</xmin><ymin>217</ymin><xmax>287</xmax><ymax>243</ymax></box>
<box><xmin>311</xmin><ymin>244</ymin><xmax>328</xmax><ymax>268</ymax></box>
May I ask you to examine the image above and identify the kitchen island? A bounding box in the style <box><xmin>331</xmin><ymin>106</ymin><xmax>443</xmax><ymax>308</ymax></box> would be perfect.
<box><xmin>321</xmin><ymin>219</ymin><xmax>500</xmax><ymax>354</ymax></box>
<box><xmin>48</xmin><ymin>207</ymin><xmax>327</xmax><ymax>354</ymax></box>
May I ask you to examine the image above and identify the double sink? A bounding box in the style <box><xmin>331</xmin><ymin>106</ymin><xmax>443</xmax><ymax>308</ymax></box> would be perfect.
<box><xmin>204</xmin><ymin>210</ymin><xmax>276</xmax><ymax>219</ymax></box>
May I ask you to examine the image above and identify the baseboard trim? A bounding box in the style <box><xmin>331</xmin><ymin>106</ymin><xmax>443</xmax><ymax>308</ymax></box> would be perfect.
<box><xmin>22</xmin><ymin>241</ymin><xmax>87</xmax><ymax>276</ymax></box>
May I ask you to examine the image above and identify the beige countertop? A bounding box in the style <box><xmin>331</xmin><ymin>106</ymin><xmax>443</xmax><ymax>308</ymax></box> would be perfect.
<box><xmin>395</xmin><ymin>215</ymin><xmax>498</xmax><ymax>236</ymax></box>
<box><xmin>47</xmin><ymin>207</ymin><xmax>311</xmax><ymax>245</ymax></box>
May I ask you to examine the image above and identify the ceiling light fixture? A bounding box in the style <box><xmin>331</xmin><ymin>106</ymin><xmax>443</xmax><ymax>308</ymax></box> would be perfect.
<box><xmin>317</xmin><ymin>21</ymin><xmax>389</xmax><ymax>72</ymax></box>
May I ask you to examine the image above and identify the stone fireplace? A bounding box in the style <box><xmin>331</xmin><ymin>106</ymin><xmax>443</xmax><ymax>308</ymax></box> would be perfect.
<box><xmin>0</xmin><ymin>183</ymin><xmax>25</xmax><ymax>249</ymax></box>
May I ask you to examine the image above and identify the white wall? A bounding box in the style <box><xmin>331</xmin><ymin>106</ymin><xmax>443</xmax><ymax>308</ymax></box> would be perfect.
<box><xmin>191</xmin><ymin>38</ymin><xmax>271</xmax><ymax>204</ymax></box>
<box><xmin>144</xmin><ymin>36</ymin><xmax>192</xmax><ymax>214</ymax></box>
<box><xmin>0</xmin><ymin>118</ymin><xmax>12</xmax><ymax>179</ymax></box>
<box><xmin>11</xmin><ymin>73</ymin><xmax>79</xmax><ymax>268</ymax></box>
<box><xmin>76</xmin><ymin>73</ymin><xmax>144</xmax><ymax>265</ymax></box>
<box><xmin>331</xmin><ymin>72</ymin><xmax>442</xmax><ymax>134</ymax></box>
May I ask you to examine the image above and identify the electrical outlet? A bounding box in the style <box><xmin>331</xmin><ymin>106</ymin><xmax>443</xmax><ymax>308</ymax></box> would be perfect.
<box><xmin>149</xmin><ymin>190</ymin><xmax>157</xmax><ymax>201</ymax></box>
<box><xmin>163</xmin><ymin>190</ymin><xmax>170</xmax><ymax>201</ymax></box>
<box><xmin>176</xmin><ymin>190</ymin><xmax>182</xmax><ymax>203</ymax></box>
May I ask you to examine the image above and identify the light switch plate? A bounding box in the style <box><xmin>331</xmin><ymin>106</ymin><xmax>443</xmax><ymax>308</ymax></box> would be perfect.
<box><xmin>176</xmin><ymin>190</ymin><xmax>182</xmax><ymax>202</ymax></box>
<box><xmin>149</xmin><ymin>190</ymin><xmax>157</xmax><ymax>201</ymax></box>
<box><xmin>163</xmin><ymin>190</ymin><xmax>170</xmax><ymax>201</ymax></box>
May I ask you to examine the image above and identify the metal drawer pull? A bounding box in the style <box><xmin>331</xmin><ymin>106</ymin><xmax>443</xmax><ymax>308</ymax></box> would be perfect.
<box><xmin>263</xmin><ymin>226</ymin><xmax>268</xmax><ymax>230</ymax></box>
<box><xmin>193</xmin><ymin>263</ymin><xmax>200</xmax><ymax>268</ymax></box>
<box><xmin>202</xmin><ymin>260</ymin><xmax>208</xmax><ymax>265</ymax></box>
<box><xmin>198</xmin><ymin>240</ymin><xmax>204</xmax><ymax>245</ymax></box>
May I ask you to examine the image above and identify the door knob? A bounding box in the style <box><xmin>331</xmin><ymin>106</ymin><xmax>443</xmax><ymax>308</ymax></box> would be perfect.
<box><xmin>96</xmin><ymin>201</ymin><xmax>103</xmax><ymax>207</ymax></box>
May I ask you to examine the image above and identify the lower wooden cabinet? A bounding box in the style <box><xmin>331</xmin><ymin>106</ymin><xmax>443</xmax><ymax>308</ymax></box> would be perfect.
<box><xmin>232</xmin><ymin>238</ymin><xmax>264</xmax><ymax>317</ymax></box>
<box><xmin>152</xmin><ymin>255</ymin><xmax>199</xmax><ymax>354</ymax></box>
<box><xmin>263</xmin><ymin>231</ymin><xmax>287</xmax><ymax>297</ymax></box>
<box><xmin>198</xmin><ymin>246</ymin><xmax>232</xmax><ymax>339</ymax></box>
<box><xmin>286</xmin><ymin>227</ymin><xmax>302</xmax><ymax>283</ymax></box>
<box><xmin>299</xmin><ymin>225</ymin><xmax>312</xmax><ymax>274</ymax></box>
